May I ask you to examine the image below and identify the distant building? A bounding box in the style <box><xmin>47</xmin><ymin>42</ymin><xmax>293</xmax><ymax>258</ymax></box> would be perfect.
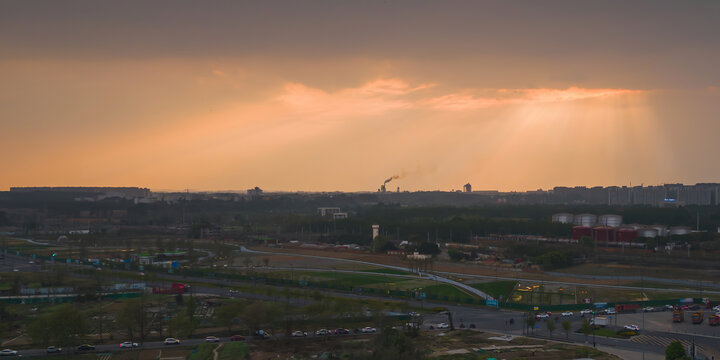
<box><xmin>463</xmin><ymin>183</ymin><xmax>472</xmax><ymax>193</ymax></box>
<box><xmin>10</xmin><ymin>186</ymin><xmax>151</xmax><ymax>198</ymax></box>
<box><xmin>332</xmin><ymin>212</ymin><xmax>348</xmax><ymax>220</ymax></box>
<box><xmin>317</xmin><ymin>207</ymin><xmax>341</xmax><ymax>216</ymax></box>
<box><xmin>372</xmin><ymin>225</ymin><xmax>380</xmax><ymax>239</ymax></box>
<box><xmin>247</xmin><ymin>186</ymin><xmax>263</xmax><ymax>198</ymax></box>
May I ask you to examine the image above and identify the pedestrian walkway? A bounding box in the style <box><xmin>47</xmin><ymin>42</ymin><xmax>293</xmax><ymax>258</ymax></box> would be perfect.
<box><xmin>630</xmin><ymin>335</ymin><xmax>702</xmax><ymax>353</ymax></box>
<box><xmin>96</xmin><ymin>353</ymin><xmax>111</xmax><ymax>360</ymax></box>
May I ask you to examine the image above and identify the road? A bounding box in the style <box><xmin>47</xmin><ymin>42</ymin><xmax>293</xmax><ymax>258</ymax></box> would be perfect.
<box><xmin>238</xmin><ymin>246</ymin><xmax>495</xmax><ymax>300</ymax></box>
<box><xmin>2</xmin><ymin>252</ymin><xmax>717</xmax><ymax>359</ymax></box>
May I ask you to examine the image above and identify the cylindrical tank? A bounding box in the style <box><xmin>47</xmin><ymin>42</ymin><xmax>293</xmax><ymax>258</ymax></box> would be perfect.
<box><xmin>669</xmin><ymin>226</ymin><xmax>691</xmax><ymax>236</ymax></box>
<box><xmin>625</xmin><ymin>223</ymin><xmax>643</xmax><ymax>230</ymax></box>
<box><xmin>552</xmin><ymin>213</ymin><xmax>574</xmax><ymax>224</ymax></box>
<box><xmin>593</xmin><ymin>226</ymin><xmax>617</xmax><ymax>242</ymax></box>
<box><xmin>574</xmin><ymin>214</ymin><xmax>597</xmax><ymax>227</ymax></box>
<box><xmin>598</xmin><ymin>214</ymin><xmax>623</xmax><ymax>228</ymax></box>
<box><xmin>651</xmin><ymin>225</ymin><xmax>667</xmax><ymax>236</ymax></box>
<box><xmin>617</xmin><ymin>228</ymin><xmax>638</xmax><ymax>242</ymax></box>
<box><xmin>638</xmin><ymin>228</ymin><xmax>659</xmax><ymax>238</ymax></box>
<box><xmin>572</xmin><ymin>226</ymin><xmax>593</xmax><ymax>240</ymax></box>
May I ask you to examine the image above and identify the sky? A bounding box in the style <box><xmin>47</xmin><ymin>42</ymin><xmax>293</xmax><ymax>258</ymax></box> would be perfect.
<box><xmin>1</xmin><ymin>0</ymin><xmax>719</xmax><ymax>192</ymax></box>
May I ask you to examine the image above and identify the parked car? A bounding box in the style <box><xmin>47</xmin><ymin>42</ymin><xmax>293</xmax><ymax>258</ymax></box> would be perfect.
<box><xmin>604</xmin><ymin>308</ymin><xmax>617</xmax><ymax>315</ymax></box>
<box><xmin>623</xmin><ymin>324</ymin><xmax>640</xmax><ymax>331</ymax></box>
<box><xmin>292</xmin><ymin>331</ymin><xmax>307</xmax><ymax>337</ymax></box>
<box><xmin>0</xmin><ymin>349</ymin><xmax>18</xmax><ymax>356</ymax></box>
<box><xmin>76</xmin><ymin>344</ymin><xmax>96</xmax><ymax>351</ymax></box>
<box><xmin>163</xmin><ymin>338</ymin><xmax>180</xmax><ymax>345</ymax></box>
<box><xmin>580</xmin><ymin>309</ymin><xmax>593</xmax><ymax>315</ymax></box>
<box><xmin>46</xmin><ymin>346</ymin><xmax>62</xmax><ymax>353</ymax></box>
<box><xmin>361</xmin><ymin>327</ymin><xmax>377</xmax><ymax>333</ymax></box>
<box><xmin>561</xmin><ymin>311</ymin><xmax>573</xmax><ymax>316</ymax></box>
<box><xmin>205</xmin><ymin>336</ymin><xmax>220</xmax><ymax>343</ymax></box>
<box><xmin>333</xmin><ymin>328</ymin><xmax>350</xmax><ymax>335</ymax></box>
<box><xmin>315</xmin><ymin>329</ymin><xmax>328</xmax><ymax>336</ymax></box>
<box><xmin>409</xmin><ymin>312</ymin><xmax>420</xmax><ymax>317</ymax></box>
<box><xmin>437</xmin><ymin>323</ymin><xmax>450</xmax><ymax>329</ymax></box>
<box><xmin>535</xmin><ymin>313</ymin><xmax>550</xmax><ymax>320</ymax></box>
<box><xmin>230</xmin><ymin>335</ymin><xmax>245</xmax><ymax>341</ymax></box>
<box><xmin>119</xmin><ymin>342</ymin><xmax>138</xmax><ymax>348</ymax></box>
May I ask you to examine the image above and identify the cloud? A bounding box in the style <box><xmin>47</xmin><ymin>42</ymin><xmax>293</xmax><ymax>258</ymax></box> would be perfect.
<box><xmin>422</xmin><ymin>86</ymin><xmax>643</xmax><ymax>111</ymax></box>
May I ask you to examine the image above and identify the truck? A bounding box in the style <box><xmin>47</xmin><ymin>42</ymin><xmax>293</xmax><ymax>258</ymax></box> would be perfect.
<box><xmin>152</xmin><ymin>283</ymin><xmax>190</xmax><ymax>294</ymax></box>
<box><xmin>692</xmin><ymin>312</ymin><xmax>704</xmax><ymax>324</ymax></box>
<box><xmin>615</xmin><ymin>304</ymin><xmax>639</xmax><ymax>313</ymax></box>
<box><xmin>673</xmin><ymin>310</ymin><xmax>684</xmax><ymax>323</ymax></box>
<box><xmin>709</xmin><ymin>314</ymin><xmax>719</xmax><ymax>326</ymax></box>
<box><xmin>590</xmin><ymin>316</ymin><xmax>610</xmax><ymax>327</ymax></box>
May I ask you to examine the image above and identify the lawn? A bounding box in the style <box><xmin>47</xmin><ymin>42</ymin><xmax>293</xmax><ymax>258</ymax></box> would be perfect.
<box><xmin>217</xmin><ymin>342</ymin><xmax>249</xmax><ymax>360</ymax></box>
<box><xmin>188</xmin><ymin>343</ymin><xmax>216</xmax><ymax>360</ymax></box>
<box><xmin>423</xmin><ymin>284</ymin><xmax>478</xmax><ymax>302</ymax></box>
<box><xmin>470</xmin><ymin>281</ymin><xmax>517</xmax><ymax>300</ymax></box>
<box><xmin>363</xmin><ymin>268</ymin><xmax>413</xmax><ymax>275</ymax></box>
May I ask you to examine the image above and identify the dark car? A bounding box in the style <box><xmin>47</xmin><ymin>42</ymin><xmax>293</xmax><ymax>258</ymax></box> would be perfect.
<box><xmin>76</xmin><ymin>344</ymin><xmax>95</xmax><ymax>351</ymax></box>
<box><xmin>230</xmin><ymin>335</ymin><xmax>245</xmax><ymax>341</ymax></box>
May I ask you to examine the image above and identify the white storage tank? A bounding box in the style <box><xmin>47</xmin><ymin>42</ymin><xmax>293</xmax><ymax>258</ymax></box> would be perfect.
<box><xmin>574</xmin><ymin>214</ymin><xmax>597</xmax><ymax>227</ymax></box>
<box><xmin>638</xmin><ymin>228</ymin><xmax>659</xmax><ymax>238</ymax></box>
<box><xmin>552</xmin><ymin>213</ymin><xmax>574</xmax><ymax>224</ymax></box>
<box><xmin>598</xmin><ymin>214</ymin><xmax>623</xmax><ymax>228</ymax></box>
<box><xmin>626</xmin><ymin>223</ymin><xmax>643</xmax><ymax>230</ymax></box>
<box><xmin>669</xmin><ymin>226</ymin><xmax>691</xmax><ymax>236</ymax></box>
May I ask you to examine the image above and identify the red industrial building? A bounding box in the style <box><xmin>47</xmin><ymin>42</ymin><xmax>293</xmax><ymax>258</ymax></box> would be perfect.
<box><xmin>572</xmin><ymin>226</ymin><xmax>592</xmax><ymax>240</ymax></box>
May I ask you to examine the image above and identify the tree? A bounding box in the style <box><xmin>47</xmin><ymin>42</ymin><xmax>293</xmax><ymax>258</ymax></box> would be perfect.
<box><xmin>216</xmin><ymin>303</ymin><xmax>244</xmax><ymax>334</ymax></box>
<box><xmin>372</xmin><ymin>235</ymin><xmax>389</xmax><ymax>253</ymax></box>
<box><xmin>367</xmin><ymin>327</ymin><xmax>425</xmax><ymax>360</ymax></box>
<box><xmin>561</xmin><ymin>320</ymin><xmax>571</xmax><ymax>340</ymax></box>
<box><xmin>242</xmin><ymin>302</ymin><xmax>268</xmax><ymax>335</ymax></box>
<box><xmin>48</xmin><ymin>304</ymin><xmax>87</xmax><ymax>350</ymax></box>
<box><xmin>168</xmin><ymin>312</ymin><xmax>195</xmax><ymax>338</ymax></box>
<box><xmin>580</xmin><ymin>319</ymin><xmax>592</xmax><ymax>342</ymax></box>
<box><xmin>27</xmin><ymin>316</ymin><xmax>52</xmax><ymax>348</ymax></box>
<box><xmin>665</xmin><ymin>340</ymin><xmax>689</xmax><ymax>360</ymax></box>
<box><xmin>29</xmin><ymin>305</ymin><xmax>87</xmax><ymax>350</ymax></box>
<box><xmin>546</xmin><ymin>319</ymin><xmax>556</xmax><ymax>337</ymax></box>
<box><xmin>526</xmin><ymin>316</ymin><xmax>536</xmax><ymax>334</ymax></box>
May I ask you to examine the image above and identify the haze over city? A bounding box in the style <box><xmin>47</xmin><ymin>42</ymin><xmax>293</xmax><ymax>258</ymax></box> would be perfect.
<box><xmin>2</xmin><ymin>0</ymin><xmax>719</xmax><ymax>192</ymax></box>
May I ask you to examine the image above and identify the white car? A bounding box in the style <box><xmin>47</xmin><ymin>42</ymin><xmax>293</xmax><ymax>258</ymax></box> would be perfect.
<box><xmin>0</xmin><ymin>349</ymin><xmax>18</xmax><ymax>356</ymax></box>
<box><xmin>713</xmin><ymin>305</ymin><xmax>720</xmax><ymax>312</ymax></box>
<box><xmin>642</xmin><ymin>307</ymin><xmax>655</xmax><ymax>312</ymax></box>
<box><xmin>292</xmin><ymin>331</ymin><xmax>307</xmax><ymax>337</ymax></box>
<box><xmin>120</xmin><ymin>341</ymin><xmax>138</xmax><ymax>348</ymax></box>
<box><xmin>561</xmin><ymin>311</ymin><xmax>573</xmax><ymax>316</ymax></box>
<box><xmin>163</xmin><ymin>338</ymin><xmax>180</xmax><ymax>345</ymax></box>
<box><xmin>535</xmin><ymin>313</ymin><xmax>550</xmax><ymax>319</ymax></box>
<box><xmin>437</xmin><ymin>323</ymin><xmax>450</xmax><ymax>329</ymax></box>
<box><xmin>580</xmin><ymin>309</ymin><xmax>593</xmax><ymax>315</ymax></box>
<box><xmin>409</xmin><ymin>312</ymin><xmax>420</xmax><ymax>317</ymax></box>
<box><xmin>623</xmin><ymin>324</ymin><xmax>640</xmax><ymax>331</ymax></box>
<box><xmin>315</xmin><ymin>329</ymin><xmax>328</xmax><ymax>336</ymax></box>
<box><xmin>604</xmin><ymin>308</ymin><xmax>617</xmax><ymax>315</ymax></box>
<box><xmin>361</xmin><ymin>327</ymin><xmax>376</xmax><ymax>333</ymax></box>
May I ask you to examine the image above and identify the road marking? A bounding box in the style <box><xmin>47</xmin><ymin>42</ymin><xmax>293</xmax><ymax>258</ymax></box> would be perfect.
<box><xmin>630</xmin><ymin>335</ymin><xmax>702</xmax><ymax>352</ymax></box>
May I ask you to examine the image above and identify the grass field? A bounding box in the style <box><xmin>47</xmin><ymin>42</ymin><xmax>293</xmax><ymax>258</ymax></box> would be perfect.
<box><xmin>470</xmin><ymin>281</ymin><xmax>517</xmax><ymax>300</ymax></box>
<box><xmin>217</xmin><ymin>342</ymin><xmax>249</xmax><ymax>360</ymax></box>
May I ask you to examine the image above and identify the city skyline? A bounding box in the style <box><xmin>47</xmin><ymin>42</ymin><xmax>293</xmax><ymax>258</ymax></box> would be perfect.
<box><xmin>2</xmin><ymin>1</ymin><xmax>719</xmax><ymax>192</ymax></box>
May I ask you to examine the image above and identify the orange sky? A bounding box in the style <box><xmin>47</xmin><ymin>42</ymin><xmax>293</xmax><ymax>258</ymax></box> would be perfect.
<box><xmin>1</xmin><ymin>2</ymin><xmax>719</xmax><ymax>192</ymax></box>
